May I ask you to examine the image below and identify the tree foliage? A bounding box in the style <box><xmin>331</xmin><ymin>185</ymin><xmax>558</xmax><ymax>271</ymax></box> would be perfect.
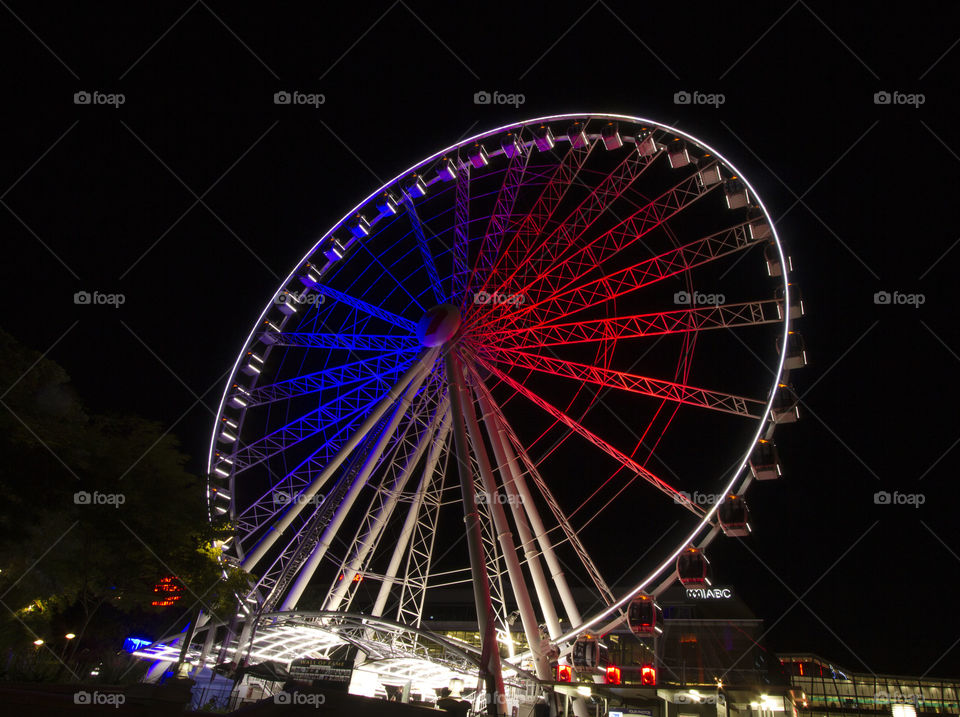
<box><xmin>0</xmin><ymin>328</ymin><xmax>246</xmax><ymax>664</ymax></box>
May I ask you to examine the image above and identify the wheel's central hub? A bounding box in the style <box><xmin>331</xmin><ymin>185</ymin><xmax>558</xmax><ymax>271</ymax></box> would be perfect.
<box><xmin>417</xmin><ymin>303</ymin><xmax>462</xmax><ymax>347</ymax></box>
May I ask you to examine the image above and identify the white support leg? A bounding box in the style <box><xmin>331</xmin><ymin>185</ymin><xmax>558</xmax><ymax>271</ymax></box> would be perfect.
<box><xmin>280</xmin><ymin>356</ymin><xmax>438</xmax><ymax>611</ymax></box>
<box><xmin>472</xmin><ymin>374</ymin><xmax>562</xmax><ymax>641</ymax></box>
<box><xmin>445</xmin><ymin>348</ymin><xmax>507</xmax><ymax>716</ymax></box>
<box><xmin>463</xmin><ymin>367</ymin><xmax>553</xmax><ymax>683</ymax></box>
<box><xmin>240</xmin><ymin>347</ymin><xmax>439</xmax><ymax>572</ymax></box>
<box><xmin>323</xmin><ymin>400</ymin><xmax>450</xmax><ymax>612</ymax></box>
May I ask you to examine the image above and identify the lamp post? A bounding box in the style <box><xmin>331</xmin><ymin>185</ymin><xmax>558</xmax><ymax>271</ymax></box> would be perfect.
<box><xmin>61</xmin><ymin>632</ymin><xmax>76</xmax><ymax>660</ymax></box>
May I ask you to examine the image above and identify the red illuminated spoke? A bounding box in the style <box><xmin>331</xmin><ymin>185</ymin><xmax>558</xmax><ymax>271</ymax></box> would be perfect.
<box><xmin>474</xmin><ymin>355</ymin><xmax>704</xmax><ymax>516</ymax></box>
<box><xmin>465</xmin><ymin>150</ymin><xmax>531</xmax><ymax>300</ymax></box>
<box><xmin>465</xmin><ymin>140</ymin><xmax>598</xmax><ymax>313</ymax></box>
<box><xmin>471</xmin><ymin>221</ymin><xmax>760</xmax><ymax>335</ymax></box>
<box><xmin>475</xmin><ymin>161</ymin><xmax>722</xmax><ymax>332</ymax></box>
<box><xmin>490</xmin><ymin>347</ymin><xmax>765</xmax><ymax>418</ymax></box>
<box><xmin>474</xmin><ymin>145</ymin><xmax>664</xmax><ymax>318</ymax></box>
<box><xmin>484</xmin><ymin>300</ymin><xmax>780</xmax><ymax>350</ymax></box>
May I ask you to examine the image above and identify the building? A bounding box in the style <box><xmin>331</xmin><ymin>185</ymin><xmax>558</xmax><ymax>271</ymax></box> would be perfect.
<box><xmin>779</xmin><ymin>654</ymin><xmax>960</xmax><ymax>717</ymax></box>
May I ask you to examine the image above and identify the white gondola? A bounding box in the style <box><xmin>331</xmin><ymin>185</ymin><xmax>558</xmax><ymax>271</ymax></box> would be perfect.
<box><xmin>572</xmin><ymin>635</ymin><xmax>609</xmax><ymax>669</ymax></box>
<box><xmin>627</xmin><ymin>593</ymin><xmax>662</xmax><ymax>636</ymax></box>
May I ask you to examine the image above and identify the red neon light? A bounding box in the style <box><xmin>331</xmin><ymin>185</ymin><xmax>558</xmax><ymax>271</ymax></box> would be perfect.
<box><xmin>640</xmin><ymin>664</ymin><xmax>657</xmax><ymax>686</ymax></box>
<box><xmin>605</xmin><ymin>665</ymin><xmax>621</xmax><ymax>685</ymax></box>
<box><xmin>488</xmin><ymin>348</ymin><xmax>762</xmax><ymax>418</ymax></box>
<box><xmin>476</xmin><ymin>359</ymin><xmax>699</xmax><ymax>510</ymax></box>
<box><xmin>151</xmin><ymin>576</ymin><xmax>183</xmax><ymax>607</ymax></box>
<box><xmin>556</xmin><ymin>664</ymin><xmax>572</xmax><ymax>683</ymax></box>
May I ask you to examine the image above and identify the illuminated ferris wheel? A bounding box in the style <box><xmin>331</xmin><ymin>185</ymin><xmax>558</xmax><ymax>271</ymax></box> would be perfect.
<box><xmin>187</xmin><ymin>113</ymin><xmax>803</xmax><ymax>708</ymax></box>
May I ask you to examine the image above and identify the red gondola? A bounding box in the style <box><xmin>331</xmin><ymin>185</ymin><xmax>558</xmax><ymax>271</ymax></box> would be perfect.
<box><xmin>627</xmin><ymin>593</ymin><xmax>662</xmax><ymax>636</ymax></box>
<box><xmin>677</xmin><ymin>547</ymin><xmax>709</xmax><ymax>586</ymax></box>
<box><xmin>718</xmin><ymin>495</ymin><xmax>751</xmax><ymax>537</ymax></box>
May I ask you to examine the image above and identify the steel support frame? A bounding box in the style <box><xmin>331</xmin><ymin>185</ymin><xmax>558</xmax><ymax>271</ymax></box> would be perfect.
<box><xmin>445</xmin><ymin>347</ymin><xmax>507</xmax><ymax>716</ymax></box>
<box><xmin>240</xmin><ymin>348</ymin><xmax>439</xmax><ymax>572</ymax></box>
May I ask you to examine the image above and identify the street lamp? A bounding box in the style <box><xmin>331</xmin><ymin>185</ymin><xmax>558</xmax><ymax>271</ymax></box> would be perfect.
<box><xmin>32</xmin><ymin>639</ymin><xmax>44</xmax><ymax>646</ymax></box>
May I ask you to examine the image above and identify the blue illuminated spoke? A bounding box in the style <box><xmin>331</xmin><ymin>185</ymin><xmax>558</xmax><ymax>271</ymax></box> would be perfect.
<box><xmin>268</xmin><ymin>332</ymin><xmax>420</xmax><ymax>353</ymax></box>
<box><xmin>405</xmin><ymin>201</ymin><xmax>445</xmax><ymax>305</ymax></box>
<box><xmin>309</xmin><ymin>283</ymin><xmax>418</xmax><ymax>333</ymax></box>
<box><xmin>234</xmin><ymin>350</ymin><xmax>417</xmax><ymax>406</ymax></box>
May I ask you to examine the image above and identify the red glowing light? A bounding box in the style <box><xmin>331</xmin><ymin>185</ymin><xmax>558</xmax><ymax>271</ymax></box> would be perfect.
<box><xmin>151</xmin><ymin>576</ymin><xmax>183</xmax><ymax>607</ymax></box>
<box><xmin>640</xmin><ymin>664</ymin><xmax>657</xmax><ymax>686</ymax></box>
<box><xmin>556</xmin><ymin>664</ymin><xmax>573</xmax><ymax>682</ymax></box>
<box><xmin>605</xmin><ymin>665</ymin><xmax>621</xmax><ymax>685</ymax></box>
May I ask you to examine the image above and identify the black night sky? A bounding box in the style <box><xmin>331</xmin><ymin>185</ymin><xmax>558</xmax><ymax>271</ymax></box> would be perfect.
<box><xmin>1</xmin><ymin>1</ymin><xmax>959</xmax><ymax>679</ymax></box>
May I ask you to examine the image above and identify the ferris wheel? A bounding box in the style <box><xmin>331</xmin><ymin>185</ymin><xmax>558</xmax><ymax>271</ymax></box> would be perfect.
<box><xmin>195</xmin><ymin>113</ymin><xmax>801</xmax><ymax>705</ymax></box>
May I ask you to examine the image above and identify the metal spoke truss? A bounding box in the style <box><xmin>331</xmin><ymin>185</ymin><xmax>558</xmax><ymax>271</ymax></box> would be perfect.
<box><xmin>188</xmin><ymin>115</ymin><xmax>797</xmax><ymax>711</ymax></box>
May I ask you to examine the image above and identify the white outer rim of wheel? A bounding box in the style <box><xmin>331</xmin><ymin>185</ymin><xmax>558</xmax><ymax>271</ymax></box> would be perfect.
<box><xmin>205</xmin><ymin>112</ymin><xmax>791</xmax><ymax>640</ymax></box>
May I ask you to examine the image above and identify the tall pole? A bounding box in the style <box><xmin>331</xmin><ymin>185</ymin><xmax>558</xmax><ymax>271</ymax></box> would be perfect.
<box><xmin>463</xmin><ymin>368</ymin><xmax>553</xmax><ymax>683</ymax></box>
<box><xmin>445</xmin><ymin>347</ymin><xmax>507</xmax><ymax>716</ymax></box>
<box><xmin>472</xmin><ymin>376</ymin><xmax>562</xmax><ymax>640</ymax></box>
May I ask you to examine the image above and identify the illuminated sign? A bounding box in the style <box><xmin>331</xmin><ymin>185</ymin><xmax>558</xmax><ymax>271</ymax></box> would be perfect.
<box><xmin>289</xmin><ymin>658</ymin><xmax>353</xmax><ymax>692</ymax></box>
<box><xmin>151</xmin><ymin>576</ymin><xmax>183</xmax><ymax>607</ymax></box>
<box><xmin>685</xmin><ymin>586</ymin><xmax>733</xmax><ymax>600</ymax></box>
